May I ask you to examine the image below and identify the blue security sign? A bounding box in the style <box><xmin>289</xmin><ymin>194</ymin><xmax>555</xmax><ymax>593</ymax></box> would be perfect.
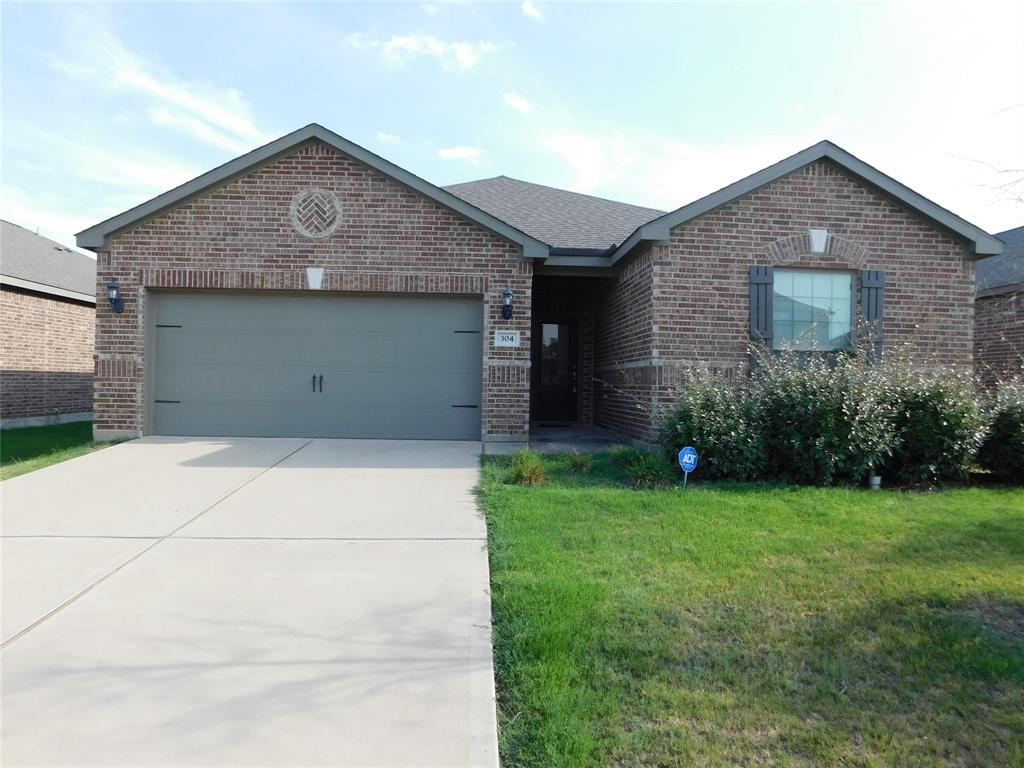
<box><xmin>678</xmin><ymin>446</ymin><xmax>699</xmax><ymax>486</ymax></box>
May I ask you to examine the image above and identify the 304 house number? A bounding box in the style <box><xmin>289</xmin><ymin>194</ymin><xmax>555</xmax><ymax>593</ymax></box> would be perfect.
<box><xmin>494</xmin><ymin>330</ymin><xmax>521</xmax><ymax>348</ymax></box>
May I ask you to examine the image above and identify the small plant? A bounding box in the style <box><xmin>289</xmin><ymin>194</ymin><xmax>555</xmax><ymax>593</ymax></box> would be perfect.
<box><xmin>509</xmin><ymin>449</ymin><xmax>546</xmax><ymax>486</ymax></box>
<box><xmin>565</xmin><ymin>450</ymin><xmax>593</xmax><ymax>474</ymax></box>
<box><xmin>609</xmin><ymin>444</ymin><xmax>646</xmax><ymax>466</ymax></box>
<box><xmin>624</xmin><ymin>451</ymin><xmax>676</xmax><ymax>489</ymax></box>
<box><xmin>978</xmin><ymin>379</ymin><xmax>1024</xmax><ymax>484</ymax></box>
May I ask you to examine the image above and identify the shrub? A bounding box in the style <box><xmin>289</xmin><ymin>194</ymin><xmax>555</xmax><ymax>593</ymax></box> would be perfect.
<box><xmin>624</xmin><ymin>451</ymin><xmax>676</xmax><ymax>489</ymax></box>
<box><xmin>509</xmin><ymin>449</ymin><xmax>546</xmax><ymax>486</ymax></box>
<box><xmin>880</xmin><ymin>367</ymin><xmax>986</xmax><ymax>484</ymax></box>
<box><xmin>658</xmin><ymin>369</ymin><xmax>766</xmax><ymax>481</ymax></box>
<box><xmin>609</xmin><ymin>444</ymin><xmax>646</xmax><ymax>466</ymax></box>
<box><xmin>565</xmin><ymin>450</ymin><xmax>593</xmax><ymax>474</ymax></box>
<box><xmin>977</xmin><ymin>379</ymin><xmax>1024</xmax><ymax>484</ymax></box>
<box><xmin>755</xmin><ymin>350</ymin><xmax>897</xmax><ymax>486</ymax></box>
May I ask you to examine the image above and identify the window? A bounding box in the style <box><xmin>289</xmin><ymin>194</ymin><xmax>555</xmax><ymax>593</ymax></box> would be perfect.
<box><xmin>772</xmin><ymin>270</ymin><xmax>852</xmax><ymax>350</ymax></box>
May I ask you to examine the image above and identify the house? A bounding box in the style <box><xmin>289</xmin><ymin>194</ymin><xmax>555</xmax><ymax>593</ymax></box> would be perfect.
<box><xmin>75</xmin><ymin>124</ymin><xmax>1002</xmax><ymax>447</ymax></box>
<box><xmin>975</xmin><ymin>225</ymin><xmax>1024</xmax><ymax>384</ymax></box>
<box><xmin>1</xmin><ymin>221</ymin><xmax>96</xmax><ymax>428</ymax></box>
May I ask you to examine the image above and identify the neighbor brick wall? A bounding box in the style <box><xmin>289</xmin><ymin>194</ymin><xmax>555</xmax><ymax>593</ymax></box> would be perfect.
<box><xmin>975</xmin><ymin>289</ymin><xmax>1024</xmax><ymax>384</ymax></box>
<box><xmin>593</xmin><ymin>246</ymin><xmax>658</xmax><ymax>440</ymax></box>
<box><xmin>94</xmin><ymin>139</ymin><xmax>532</xmax><ymax>440</ymax></box>
<box><xmin>599</xmin><ymin>159</ymin><xmax>975</xmax><ymax>444</ymax></box>
<box><xmin>1</xmin><ymin>286</ymin><xmax>94</xmax><ymax>422</ymax></box>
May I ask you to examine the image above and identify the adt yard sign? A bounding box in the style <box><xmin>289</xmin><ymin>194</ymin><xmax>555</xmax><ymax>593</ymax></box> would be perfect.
<box><xmin>678</xmin><ymin>446</ymin><xmax>699</xmax><ymax>486</ymax></box>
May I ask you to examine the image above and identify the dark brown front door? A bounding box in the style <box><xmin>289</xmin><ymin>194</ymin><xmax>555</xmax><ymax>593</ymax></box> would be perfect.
<box><xmin>531</xmin><ymin>319</ymin><xmax>577</xmax><ymax>422</ymax></box>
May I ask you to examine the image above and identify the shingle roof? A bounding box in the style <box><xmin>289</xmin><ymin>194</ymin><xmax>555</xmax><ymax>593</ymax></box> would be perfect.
<box><xmin>977</xmin><ymin>225</ymin><xmax>1024</xmax><ymax>293</ymax></box>
<box><xmin>1</xmin><ymin>220</ymin><xmax>96</xmax><ymax>301</ymax></box>
<box><xmin>443</xmin><ymin>176</ymin><xmax>665</xmax><ymax>251</ymax></box>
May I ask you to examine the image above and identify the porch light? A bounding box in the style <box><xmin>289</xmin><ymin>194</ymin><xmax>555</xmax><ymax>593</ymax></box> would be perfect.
<box><xmin>106</xmin><ymin>278</ymin><xmax>124</xmax><ymax>314</ymax></box>
<box><xmin>501</xmin><ymin>287</ymin><xmax>514</xmax><ymax>319</ymax></box>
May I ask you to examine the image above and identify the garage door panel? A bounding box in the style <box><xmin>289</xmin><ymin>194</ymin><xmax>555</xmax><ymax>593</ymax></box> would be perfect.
<box><xmin>151</xmin><ymin>292</ymin><xmax>482</xmax><ymax>440</ymax></box>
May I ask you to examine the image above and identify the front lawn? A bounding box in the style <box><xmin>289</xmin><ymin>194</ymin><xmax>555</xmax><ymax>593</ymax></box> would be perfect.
<box><xmin>0</xmin><ymin>421</ymin><xmax>109</xmax><ymax>480</ymax></box>
<box><xmin>480</xmin><ymin>453</ymin><xmax>1024</xmax><ymax>767</ymax></box>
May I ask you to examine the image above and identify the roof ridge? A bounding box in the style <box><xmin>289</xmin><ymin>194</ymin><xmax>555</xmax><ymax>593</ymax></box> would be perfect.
<box><xmin>445</xmin><ymin>175</ymin><xmax>667</xmax><ymax>214</ymax></box>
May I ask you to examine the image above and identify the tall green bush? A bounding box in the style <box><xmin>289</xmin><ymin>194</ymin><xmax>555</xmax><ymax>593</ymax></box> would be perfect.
<box><xmin>879</xmin><ymin>367</ymin><xmax>986</xmax><ymax>484</ymax></box>
<box><xmin>754</xmin><ymin>350</ymin><xmax>897</xmax><ymax>486</ymax></box>
<box><xmin>658</xmin><ymin>370</ymin><xmax>765</xmax><ymax>481</ymax></box>
<box><xmin>977</xmin><ymin>379</ymin><xmax>1024</xmax><ymax>484</ymax></box>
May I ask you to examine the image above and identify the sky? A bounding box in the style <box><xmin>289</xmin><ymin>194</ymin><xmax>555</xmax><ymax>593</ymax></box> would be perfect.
<box><xmin>2</xmin><ymin>1</ymin><xmax>1022</xmax><ymax>254</ymax></box>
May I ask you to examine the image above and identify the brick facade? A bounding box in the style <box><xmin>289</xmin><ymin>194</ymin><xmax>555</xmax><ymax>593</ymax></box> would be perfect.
<box><xmin>1</xmin><ymin>286</ymin><xmax>94</xmax><ymax>425</ymax></box>
<box><xmin>975</xmin><ymin>289</ymin><xmax>1024</xmax><ymax>384</ymax></box>
<box><xmin>593</xmin><ymin>248</ymin><xmax>658</xmax><ymax>439</ymax></box>
<box><xmin>590</xmin><ymin>159</ymin><xmax>975</xmax><ymax>443</ymax></box>
<box><xmin>94</xmin><ymin>139</ymin><xmax>532</xmax><ymax>442</ymax></box>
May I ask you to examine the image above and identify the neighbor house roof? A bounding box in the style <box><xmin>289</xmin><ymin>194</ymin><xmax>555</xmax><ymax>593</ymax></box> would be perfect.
<box><xmin>604</xmin><ymin>140</ymin><xmax>1004</xmax><ymax>268</ymax></box>
<box><xmin>977</xmin><ymin>225</ymin><xmax>1024</xmax><ymax>295</ymax></box>
<box><xmin>1</xmin><ymin>220</ymin><xmax>96</xmax><ymax>303</ymax></box>
<box><xmin>443</xmin><ymin>176</ymin><xmax>665</xmax><ymax>252</ymax></box>
<box><xmin>76</xmin><ymin>123</ymin><xmax>550</xmax><ymax>259</ymax></box>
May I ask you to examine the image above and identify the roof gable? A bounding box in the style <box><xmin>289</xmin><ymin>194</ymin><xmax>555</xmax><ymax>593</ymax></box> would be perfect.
<box><xmin>76</xmin><ymin>124</ymin><xmax>549</xmax><ymax>259</ymax></box>
<box><xmin>608</xmin><ymin>140</ymin><xmax>1004</xmax><ymax>265</ymax></box>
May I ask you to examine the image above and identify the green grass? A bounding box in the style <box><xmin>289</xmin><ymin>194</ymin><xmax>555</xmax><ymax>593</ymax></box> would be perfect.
<box><xmin>0</xmin><ymin>421</ymin><xmax>110</xmax><ymax>480</ymax></box>
<box><xmin>480</xmin><ymin>452</ymin><xmax>1024</xmax><ymax>767</ymax></box>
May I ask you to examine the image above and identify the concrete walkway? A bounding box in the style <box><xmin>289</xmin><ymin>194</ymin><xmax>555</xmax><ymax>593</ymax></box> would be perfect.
<box><xmin>1</xmin><ymin>438</ymin><xmax>497</xmax><ymax>767</ymax></box>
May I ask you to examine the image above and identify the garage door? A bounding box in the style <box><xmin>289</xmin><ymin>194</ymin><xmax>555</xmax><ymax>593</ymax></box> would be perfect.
<box><xmin>150</xmin><ymin>292</ymin><xmax>482</xmax><ymax>439</ymax></box>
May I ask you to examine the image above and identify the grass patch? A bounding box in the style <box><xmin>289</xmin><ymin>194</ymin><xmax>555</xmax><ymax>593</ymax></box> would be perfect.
<box><xmin>1</xmin><ymin>421</ymin><xmax>110</xmax><ymax>480</ymax></box>
<box><xmin>480</xmin><ymin>452</ymin><xmax>1024</xmax><ymax>767</ymax></box>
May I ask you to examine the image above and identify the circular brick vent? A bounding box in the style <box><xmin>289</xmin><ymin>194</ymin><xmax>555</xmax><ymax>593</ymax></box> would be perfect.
<box><xmin>290</xmin><ymin>188</ymin><xmax>342</xmax><ymax>239</ymax></box>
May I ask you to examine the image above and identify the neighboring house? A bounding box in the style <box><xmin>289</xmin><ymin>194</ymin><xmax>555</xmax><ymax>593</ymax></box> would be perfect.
<box><xmin>975</xmin><ymin>225</ymin><xmax>1024</xmax><ymax>384</ymax></box>
<box><xmin>76</xmin><ymin>124</ymin><xmax>1002</xmax><ymax>446</ymax></box>
<box><xmin>1</xmin><ymin>220</ymin><xmax>96</xmax><ymax>427</ymax></box>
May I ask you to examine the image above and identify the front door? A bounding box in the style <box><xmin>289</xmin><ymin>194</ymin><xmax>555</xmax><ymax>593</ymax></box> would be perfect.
<box><xmin>531</xmin><ymin>319</ymin><xmax>577</xmax><ymax>422</ymax></box>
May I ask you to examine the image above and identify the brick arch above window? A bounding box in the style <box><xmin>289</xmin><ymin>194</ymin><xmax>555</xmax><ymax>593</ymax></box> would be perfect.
<box><xmin>763</xmin><ymin>232</ymin><xmax>869</xmax><ymax>269</ymax></box>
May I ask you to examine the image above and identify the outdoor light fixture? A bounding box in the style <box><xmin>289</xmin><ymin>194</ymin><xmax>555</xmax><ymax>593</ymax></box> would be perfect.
<box><xmin>106</xmin><ymin>278</ymin><xmax>124</xmax><ymax>314</ymax></box>
<box><xmin>501</xmin><ymin>287</ymin><xmax>514</xmax><ymax>319</ymax></box>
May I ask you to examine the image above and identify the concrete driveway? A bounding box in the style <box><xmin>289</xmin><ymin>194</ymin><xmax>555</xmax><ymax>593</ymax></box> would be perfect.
<box><xmin>1</xmin><ymin>438</ymin><xmax>497</xmax><ymax>767</ymax></box>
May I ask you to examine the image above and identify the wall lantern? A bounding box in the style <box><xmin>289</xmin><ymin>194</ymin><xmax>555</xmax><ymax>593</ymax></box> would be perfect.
<box><xmin>501</xmin><ymin>287</ymin><xmax>514</xmax><ymax>319</ymax></box>
<box><xmin>106</xmin><ymin>278</ymin><xmax>125</xmax><ymax>314</ymax></box>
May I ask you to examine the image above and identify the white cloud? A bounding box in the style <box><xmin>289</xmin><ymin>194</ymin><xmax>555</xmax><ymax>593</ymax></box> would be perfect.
<box><xmin>52</xmin><ymin>15</ymin><xmax>272</xmax><ymax>154</ymax></box>
<box><xmin>421</xmin><ymin>3</ymin><xmax>439</xmax><ymax>15</ymax></box>
<box><xmin>521</xmin><ymin>1</ymin><xmax>543</xmax><ymax>20</ymax></box>
<box><xmin>2</xmin><ymin>186</ymin><xmax>96</xmax><ymax>254</ymax></box>
<box><xmin>376</xmin><ymin>131</ymin><xmax>403</xmax><ymax>145</ymax></box>
<box><xmin>502</xmin><ymin>92</ymin><xmax>535</xmax><ymax>114</ymax></box>
<box><xmin>438</xmin><ymin>146</ymin><xmax>483</xmax><ymax>165</ymax></box>
<box><xmin>346</xmin><ymin>32</ymin><xmax>497</xmax><ymax>72</ymax></box>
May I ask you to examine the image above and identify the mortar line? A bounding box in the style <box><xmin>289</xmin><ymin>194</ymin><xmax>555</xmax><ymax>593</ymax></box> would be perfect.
<box><xmin>1</xmin><ymin>440</ymin><xmax>313</xmax><ymax>650</ymax></box>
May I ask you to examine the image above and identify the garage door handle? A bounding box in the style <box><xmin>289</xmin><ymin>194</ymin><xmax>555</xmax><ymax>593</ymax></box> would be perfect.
<box><xmin>319</xmin><ymin>374</ymin><xmax>324</xmax><ymax>393</ymax></box>
<box><xmin>312</xmin><ymin>374</ymin><xmax>317</xmax><ymax>393</ymax></box>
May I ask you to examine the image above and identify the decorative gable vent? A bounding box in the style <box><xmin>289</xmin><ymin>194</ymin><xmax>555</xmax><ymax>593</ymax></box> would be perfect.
<box><xmin>290</xmin><ymin>188</ymin><xmax>342</xmax><ymax>239</ymax></box>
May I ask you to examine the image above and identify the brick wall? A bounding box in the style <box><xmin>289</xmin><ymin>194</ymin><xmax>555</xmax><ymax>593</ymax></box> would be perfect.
<box><xmin>598</xmin><ymin>159</ymin><xmax>975</xmax><ymax>444</ymax></box>
<box><xmin>593</xmin><ymin>247</ymin><xmax>658</xmax><ymax>440</ymax></box>
<box><xmin>95</xmin><ymin>139</ymin><xmax>532</xmax><ymax>441</ymax></box>
<box><xmin>975</xmin><ymin>289</ymin><xmax>1024</xmax><ymax>384</ymax></box>
<box><xmin>0</xmin><ymin>286</ymin><xmax>94</xmax><ymax>423</ymax></box>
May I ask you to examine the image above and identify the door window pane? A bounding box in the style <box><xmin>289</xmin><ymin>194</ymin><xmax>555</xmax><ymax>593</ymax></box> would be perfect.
<box><xmin>772</xmin><ymin>270</ymin><xmax>853</xmax><ymax>350</ymax></box>
<box><xmin>540</xmin><ymin>323</ymin><xmax>570</xmax><ymax>385</ymax></box>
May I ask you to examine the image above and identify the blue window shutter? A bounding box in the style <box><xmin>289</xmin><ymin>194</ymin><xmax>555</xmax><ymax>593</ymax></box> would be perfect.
<box><xmin>861</xmin><ymin>269</ymin><xmax>886</xmax><ymax>357</ymax></box>
<box><xmin>749</xmin><ymin>265</ymin><xmax>774</xmax><ymax>345</ymax></box>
